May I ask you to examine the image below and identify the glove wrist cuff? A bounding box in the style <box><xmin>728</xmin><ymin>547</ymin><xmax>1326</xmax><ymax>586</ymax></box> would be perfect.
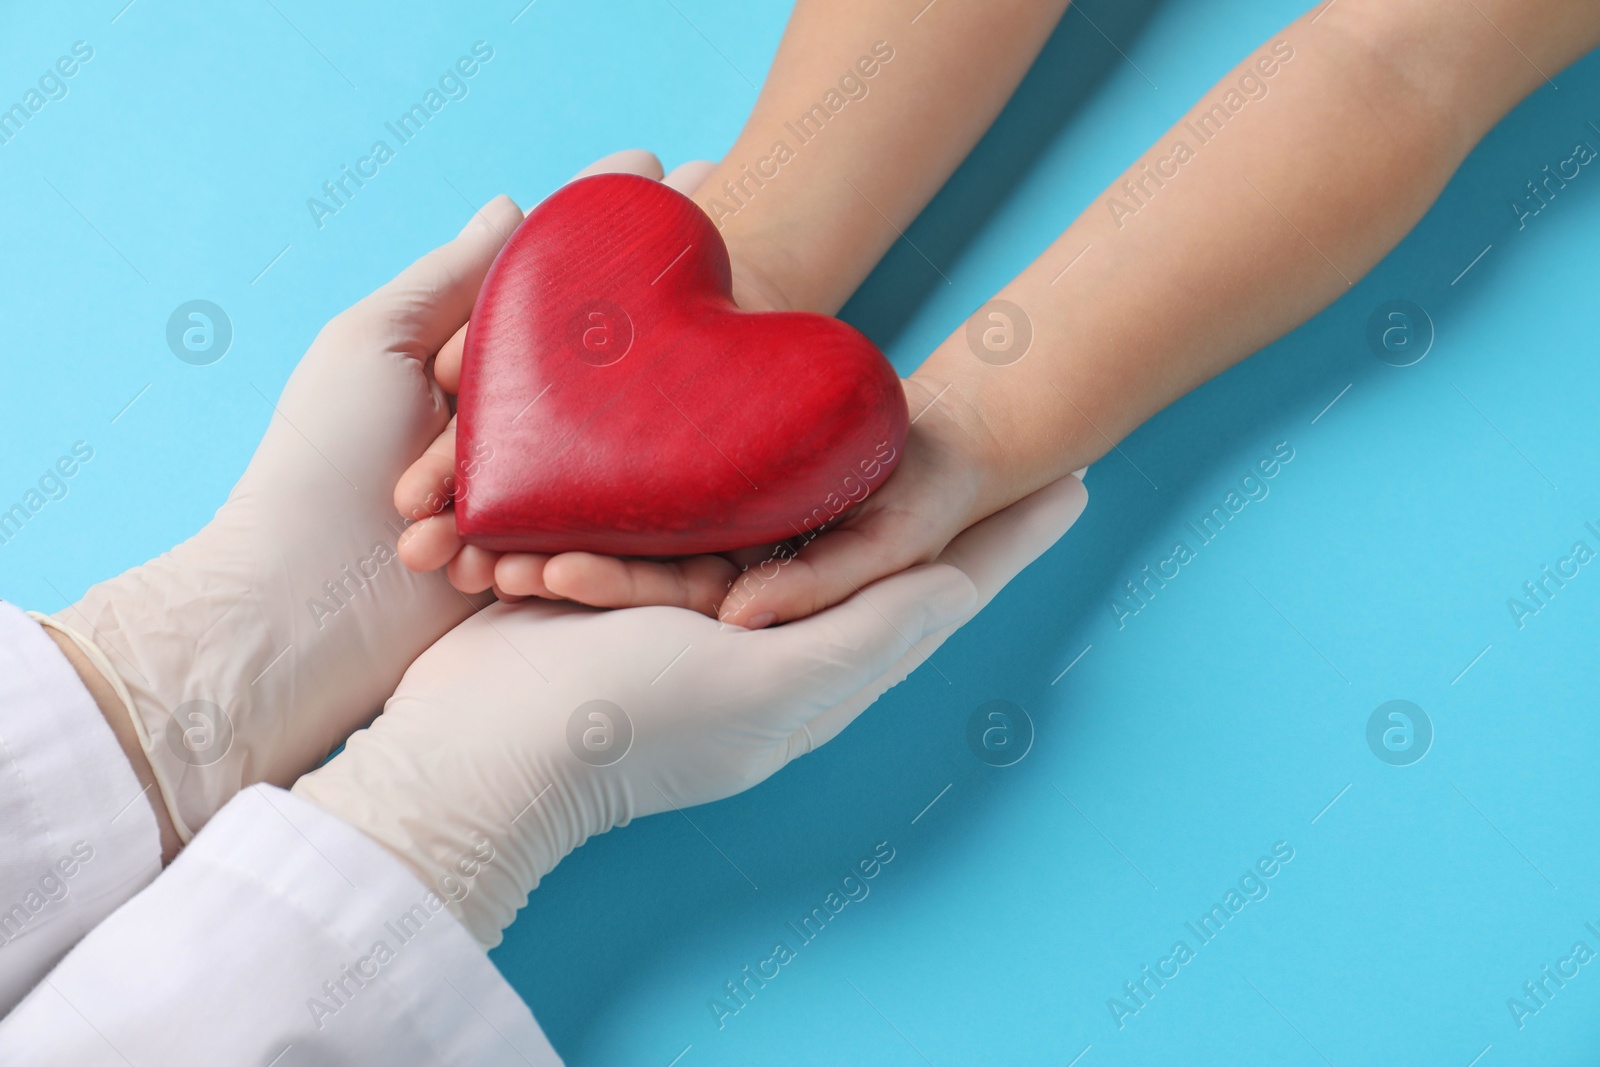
<box><xmin>29</xmin><ymin>611</ymin><xmax>193</xmax><ymax>844</ymax></box>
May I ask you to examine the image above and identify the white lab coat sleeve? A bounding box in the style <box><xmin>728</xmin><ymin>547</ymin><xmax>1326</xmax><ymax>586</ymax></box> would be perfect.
<box><xmin>0</xmin><ymin>783</ymin><xmax>563</xmax><ymax>1066</ymax></box>
<box><xmin>0</xmin><ymin>600</ymin><xmax>162</xmax><ymax>1014</ymax></box>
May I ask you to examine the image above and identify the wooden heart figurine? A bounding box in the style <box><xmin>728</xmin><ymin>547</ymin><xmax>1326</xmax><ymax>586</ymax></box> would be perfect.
<box><xmin>454</xmin><ymin>172</ymin><xmax>908</xmax><ymax>556</ymax></box>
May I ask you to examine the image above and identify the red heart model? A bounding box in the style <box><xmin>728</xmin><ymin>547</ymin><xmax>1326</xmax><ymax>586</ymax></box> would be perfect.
<box><xmin>454</xmin><ymin>172</ymin><xmax>908</xmax><ymax>556</ymax></box>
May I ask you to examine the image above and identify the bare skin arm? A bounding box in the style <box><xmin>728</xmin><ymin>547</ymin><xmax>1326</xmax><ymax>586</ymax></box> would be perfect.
<box><xmin>694</xmin><ymin>0</ymin><xmax>1076</xmax><ymax>316</ymax></box>
<box><xmin>570</xmin><ymin>0</ymin><xmax>1600</xmax><ymax>626</ymax></box>
<box><xmin>914</xmin><ymin>0</ymin><xmax>1600</xmax><ymax>510</ymax></box>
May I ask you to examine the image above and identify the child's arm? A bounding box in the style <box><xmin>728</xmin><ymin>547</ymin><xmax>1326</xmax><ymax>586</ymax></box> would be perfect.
<box><xmin>666</xmin><ymin>0</ymin><xmax>1600</xmax><ymax>626</ymax></box>
<box><xmin>686</xmin><ymin>0</ymin><xmax>1074</xmax><ymax>316</ymax></box>
<box><xmin>395</xmin><ymin>0</ymin><xmax>1074</xmax><ymax>601</ymax></box>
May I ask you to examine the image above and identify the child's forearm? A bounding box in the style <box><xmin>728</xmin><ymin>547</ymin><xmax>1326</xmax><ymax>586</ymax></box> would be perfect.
<box><xmin>915</xmin><ymin>0</ymin><xmax>1600</xmax><ymax>514</ymax></box>
<box><xmin>694</xmin><ymin>0</ymin><xmax>1071</xmax><ymax>314</ymax></box>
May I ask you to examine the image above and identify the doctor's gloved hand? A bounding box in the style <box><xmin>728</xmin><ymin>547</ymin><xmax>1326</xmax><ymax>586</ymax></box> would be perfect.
<box><xmin>292</xmin><ymin>474</ymin><xmax>1087</xmax><ymax>949</ymax></box>
<box><xmin>44</xmin><ymin>194</ymin><xmax>527</xmax><ymax>848</ymax></box>
<box><xmin>46</xmin><ymin>151</ymin><xmax>680</xmax><ymax>852</ymax></box>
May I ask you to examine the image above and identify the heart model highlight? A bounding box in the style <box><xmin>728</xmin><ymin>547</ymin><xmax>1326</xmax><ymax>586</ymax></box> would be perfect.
<box><xmin>454</xmin><ymin>172</ymin><xmax>908</xmax><ymax>556</ymax></box>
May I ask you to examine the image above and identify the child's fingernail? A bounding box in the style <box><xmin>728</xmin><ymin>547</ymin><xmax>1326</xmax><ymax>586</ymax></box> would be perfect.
<box><xmin>746</xmin><ymin>612</ymin><xmax>778</xmax><ymax>630</ymax></box>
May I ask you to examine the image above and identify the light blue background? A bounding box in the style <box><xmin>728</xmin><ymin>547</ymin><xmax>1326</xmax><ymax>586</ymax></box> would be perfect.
<box><xmin>4</xmin><ymin>1</ymin><xmax>1599</xmax><ymax>1064</ymax></box>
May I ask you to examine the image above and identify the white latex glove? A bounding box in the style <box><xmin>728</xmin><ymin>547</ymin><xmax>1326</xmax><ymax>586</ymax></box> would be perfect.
<box><xmin>292</xmin><ymin>474</ymin><xmax>1087</xmax><ymax>948</ymax></box>
<box><xmin>50</xmin><ymin>150</ymin><xmax>669</xmax><ymax>842</ymax></box>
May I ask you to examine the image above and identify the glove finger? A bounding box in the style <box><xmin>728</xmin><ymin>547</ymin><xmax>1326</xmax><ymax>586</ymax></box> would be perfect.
<box><xmin>934</xmin><ymin>475</ymin><xmax>1087</xmax><ymax>611</ymax></box>
<box><xmin>352</xmin><ymin>195</ymin><xmax>525</xmax><ymax>360</ymax></box>
<box><xmin>397</xmin><ymin>510</ymin><xmax>465</xmax><ymax>574</ymax></box>
<box><xmin>393</xmin><ymin>415</ymin><xmax>457</xmax><ymax>522</ymax></box>
<box><xmin>800</xmin><ymin>617</ymin><xmax>960</xmax><ymax>749</ymax></box>
<box><xmin>761</xmin><ymin>562</ymin><xmax>976</xmax><ymax>714</ymax></box>
<box><xmin>435</xmin><ymin>321</ymin><xmax>469</xmax><ymax>393</ymax></box>
<box><xmin>798</xmin><ymin>477</ymin><xmax>1088</xmax><ymax>747</ymax></box>
<box><xmin>783</xmin><ymin>721</ymin><xmax>817</xmax><ymax>763</ymax></box>
<box><xmin>663</xmin><ymin>160</ymin><xmax>716</xmax><ymax>195</ymax></box>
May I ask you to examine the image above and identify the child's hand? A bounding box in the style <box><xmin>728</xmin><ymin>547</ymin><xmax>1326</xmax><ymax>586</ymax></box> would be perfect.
<box><xmin>398</xmin><ymin>350</ymin><xmax>1008</xmax><ymax>628</ymax></box>
<box><xmin>715</xmin><ymin>377</ymin><xmax>1002</xmax><ymax>627</ymax></box>
<box><xmin>524</xmin><ymin>379</ymin><xmax>998</xmax><ymax>627</ymax></box>
<box><xmin>474</xmin><ymin>377</ymin><xmax>1009</xmax><ymax>630</ymax></box>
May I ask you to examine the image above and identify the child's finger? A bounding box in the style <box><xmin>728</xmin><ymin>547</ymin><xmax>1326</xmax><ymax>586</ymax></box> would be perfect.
<box><xmin>542</xmin><ymin>552</ymin><xmax>738</xmax><ymax>617</ymax></box>
<box><xmin>448</xmin><ymin>544</ymin><xmax>501</xmax><ymax>595</ymax></box>
<box><xmin>934</xmin><ymin>475</ymin><xmax>1087</xmax><ymax>610</ymax></box>
<box><xmin>663</xmin><ymin>160</ymin><xmax>716</xmax><ymax>195</ymax></box>
<box><xmin>435</xmin><ymin>322</ymin><xmax>469</xmax><ymax>394</ymax></box>
<box><xmin>753</xmin><ymin>562</ymin><xmax>976</xmax><ymax>724</ymax></box>
<box><xmin>718</xmin><ymin>517</ymin><xmax>928</xmax><ymax>629</ymax></box>
<box><xmin>493</xmin><ymin>553</ymin><xmax>559</xmax><ymax>599</ymax></box>
<box><xmin>789</xmin><ymin>477</ymin><xmax>1090</xmax><ymax>749</ymax></box>
<box><xmin>397</xmin><ymin>511</ymin><xmax>464</xmax><ymax>573</ymax></box>
<box><xmin>394</xmin><ymin>417</ymin><xmax>459</xmax><ymax>522</ymax></box>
